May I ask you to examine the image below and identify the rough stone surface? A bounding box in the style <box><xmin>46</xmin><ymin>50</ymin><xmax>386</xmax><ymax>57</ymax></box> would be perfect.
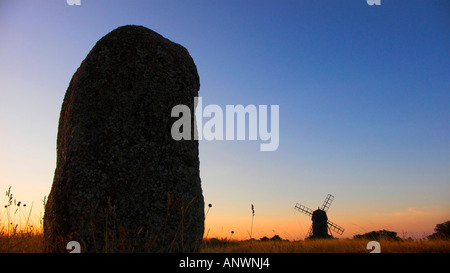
<box><xmin>44</xmin><ymin>25</ymin><xmax>203</xmax><ymax>252</ymax></box>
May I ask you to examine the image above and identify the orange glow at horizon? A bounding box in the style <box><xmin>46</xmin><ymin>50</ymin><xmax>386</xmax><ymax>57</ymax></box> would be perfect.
<box><xmin>204</xmin><ymin>208</ymin><xmax>450</xmax><ymax>241</ymax></box>
<box><xmin>2</xmin><ymin>192</ymin><xmax>448</xmax><ymax>242</ymax></box>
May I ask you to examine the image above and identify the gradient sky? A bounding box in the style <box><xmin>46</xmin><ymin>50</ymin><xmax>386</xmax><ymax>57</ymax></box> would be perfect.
<box><xmin>0</xmin><ymin>0</ymin><xmax>449</xmax><ymax>240</ymax></box>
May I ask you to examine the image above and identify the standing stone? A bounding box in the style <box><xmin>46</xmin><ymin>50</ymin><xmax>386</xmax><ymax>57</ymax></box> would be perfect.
<box><xmin>44</xmin><ymin>25</ymin><xmax>204</xmax><ymax>252</ymax></box>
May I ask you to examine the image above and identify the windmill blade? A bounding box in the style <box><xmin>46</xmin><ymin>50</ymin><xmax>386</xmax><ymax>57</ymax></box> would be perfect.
<box><xmin>327</xmin><ymin>220</ymin><xmax>344</xmax><ymax>235</ymax></box>
<box><xmin>306</xmin><ymin>224</ymin><xmax>313</xmax><ymax>239</ymax></box>
<box><xmin>321</xmin><ymin>194</ymin><xmax>334</xmax><ymax>212</ymax></box>
<box><xmin>294</xmin><ymin>203</ymin><xmax>313</xmax><ymax>216</ymax></box>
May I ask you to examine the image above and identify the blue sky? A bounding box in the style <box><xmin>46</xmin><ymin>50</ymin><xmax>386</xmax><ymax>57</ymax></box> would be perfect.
<box><xmin>0</xmin><ymin>0</ymin><xmax>449</xmax><ymax>239</ymax></box>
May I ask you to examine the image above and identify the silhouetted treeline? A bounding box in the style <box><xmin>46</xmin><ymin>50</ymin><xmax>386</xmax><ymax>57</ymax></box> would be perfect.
<box><xmin>353</xmin><ymin>230</ymin><xmax>401</xmax><ymax>240</ymax></box>
<box><xmin>428</xmin><ymin>221</ymin><xmax>450</xmax><ymax>240</ymax></box>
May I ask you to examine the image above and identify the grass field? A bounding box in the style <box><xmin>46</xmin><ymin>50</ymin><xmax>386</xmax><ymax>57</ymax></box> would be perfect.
<box><xmin>1</xmin><ymin>189</ymin><xmax>449</xmax><ymax>253</ymax></box>
<box><xmin>1</xmin><ymin>230</ymin><xmax>449</xmax><ymax>253</ymax></box>
<box><xmin>201</xmin><ymin>238</ymin><xmax>450</xmax><ymax>253</ymax></box>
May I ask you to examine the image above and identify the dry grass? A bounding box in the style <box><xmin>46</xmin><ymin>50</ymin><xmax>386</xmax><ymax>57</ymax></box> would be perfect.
<box><xmin>0</xmin><ymin>205</ymin><xmax>44</xmax><ymax>253</ymax></box>
<box><xmin>1</xmin><ymin>187</ymin><xmax>44</xmax><ymax>253</ymax></box>
<box><xmin>1</xmin><ymin>229</ymin><xmax>449</xmax><ymax>253</ymax></box>
<box><xmin>201</xmin><ymin>238</ymin><xmax>450</xmax><ymax>253</ymax></box>
<box><xmin>0</xmin><ymin>231</ymin><xmax>44</xmax><ymax>253</ymax></box>
<box><xmin>1</xmin><ymin>189</ymin><xmax>449</xmax><ymax>253</ymax></box>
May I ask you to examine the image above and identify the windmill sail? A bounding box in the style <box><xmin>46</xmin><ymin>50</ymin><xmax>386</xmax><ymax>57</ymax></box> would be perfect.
<box><xmin>306</xmin><ymin>224</ymin><xmax>313</xmax><ymax>238</ymax></box>
<box><xmin>294</xmin><ymin>203</ymin><xmax>313</xmax><ymax>216</ymax></box>
<box><xmin>327</xmin><ymin>220</ymin><xmax>344</xmax><ymax>235</ymax></box>
<box><xmin>321</xmin><ymin>194</ymin><xmax>334</xmax><ymax>212</ymax></box>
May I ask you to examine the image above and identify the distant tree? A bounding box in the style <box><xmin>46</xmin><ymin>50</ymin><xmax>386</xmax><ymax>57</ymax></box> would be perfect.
<box><xmin>428</xmin><ymin>221</ymin><xmax>450</xmax><ymax>240</ymax></box>
<box><xmin>353</xmin><ymin>230</ymin><xmax>401</xmax><ymax>241</ymax></box>
<box><xmin>270</xmin><ymin>235</ymin><xmax>282</xmax><ymax>241</ymax></box>
<box><xmin>260</xmin><ymin>235</ymin><xmax>285</xmax><ymax>241</ymax></box>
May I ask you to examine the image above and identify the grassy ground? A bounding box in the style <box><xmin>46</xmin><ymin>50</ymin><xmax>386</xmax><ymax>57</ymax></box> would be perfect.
<box><xmin>0</xmin><ymin>230</ymin><xmax>45</xmax><ymax>253</ymax></box>
<box><xmin>201</xmin><ymin>238</ymin><xmax>450</xmax><ymax>253</ymax></box>
<box><xmin>1</xmin><ymin>230</ymin><xmax>449</xmax><ymax>253</ymax></box>
<box><xmin>1</xmin><ymin>189</ymin><xmax>449</xmax><ymax>253</ymax></box>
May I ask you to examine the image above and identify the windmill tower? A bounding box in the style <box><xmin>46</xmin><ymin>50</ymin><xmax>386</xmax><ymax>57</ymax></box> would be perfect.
<box><xmin>294</xmin><ymin>194</ymin><xmax>344</xmax><ymax>239</ymax></box>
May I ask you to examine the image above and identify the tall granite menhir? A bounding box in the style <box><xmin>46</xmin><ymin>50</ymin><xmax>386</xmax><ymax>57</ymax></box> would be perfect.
<box><xmin>44</xmin><ymin>25</ymin><xmax>204</xmax><ymax>252</ymax></box>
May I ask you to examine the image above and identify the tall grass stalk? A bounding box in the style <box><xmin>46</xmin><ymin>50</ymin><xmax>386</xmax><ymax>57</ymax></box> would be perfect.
<box><xmin>249</xmin><ymin>204</ymin><xmax>255</xmax><ymax>246</ymax></box>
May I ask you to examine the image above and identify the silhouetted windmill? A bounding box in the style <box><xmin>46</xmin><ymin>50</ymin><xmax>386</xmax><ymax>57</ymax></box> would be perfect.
<box><xmin>294</xmin><ymin>194</ymin><xmax>344</xmax><ymax>239</ymax></box>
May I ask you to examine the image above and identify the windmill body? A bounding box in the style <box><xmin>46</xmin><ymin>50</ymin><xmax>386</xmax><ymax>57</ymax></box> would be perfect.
<box><xmin>311</xmin><ymin>209</ymin><xmax>330</xmax><ymax>239</ymax></box>
<box><xmin>294</xmin><ymin>194</ymin><xmax>344</xmax><ymax>239</ymax></box>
